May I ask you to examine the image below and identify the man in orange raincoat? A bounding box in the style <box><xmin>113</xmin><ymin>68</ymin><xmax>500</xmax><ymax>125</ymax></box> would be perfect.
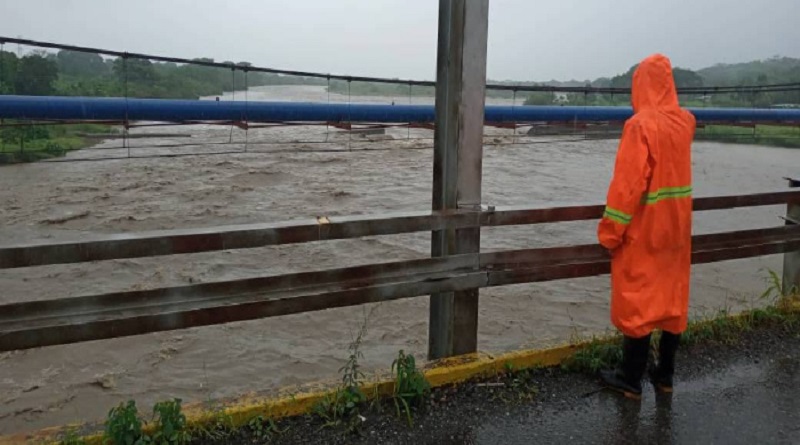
<box><xmin>598</xmin><ymin>54</ymin><xmax>695</xmax><ymax>399</ymax></box>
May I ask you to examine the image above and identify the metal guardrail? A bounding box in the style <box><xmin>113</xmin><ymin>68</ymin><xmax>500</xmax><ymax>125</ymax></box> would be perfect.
<box><xmin>0</xmin><ymin>190</ymin><xmax>799</xmax><ymax>352</ymax></box>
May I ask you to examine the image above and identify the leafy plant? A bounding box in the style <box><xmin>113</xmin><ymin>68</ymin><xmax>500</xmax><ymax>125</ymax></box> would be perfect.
<box><xmin>151</xmin><ymin>399</ymin><xmax>190</xmax><ymax>445</ymax></box>
<box><xmin>313</xmin><ymin>317</ymin><xmax>369</xmax><ymax>433</ymax></box>
<box><xmin>391</xmin><ymin>350</ymin><xmax>430</xmax><ymax>426</ymax></box>
<box><xmin>340</xmin><ymin>328</ymin><xmax>366</xmax><ymax>392</ymax></box>
<box><xmin>104</xmin><ymin>400</ymin><xmax>149</xmax><ymax>445</ymax></box>
<box><xmin>246</xmin><ymin>415</ymin><xmax>283</xmax><ymax>442</ymax></box>
<box><xmin>313</xmin><ymin>385</ymin><xmax>367</xmax><ymax>433</ymax></box>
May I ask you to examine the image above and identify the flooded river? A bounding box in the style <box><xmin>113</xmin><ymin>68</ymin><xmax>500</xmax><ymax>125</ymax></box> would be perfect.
<box><xmin>0</xmin><ymin>86</ymin><xmax>797</xmax><ymax>434</ymax></box>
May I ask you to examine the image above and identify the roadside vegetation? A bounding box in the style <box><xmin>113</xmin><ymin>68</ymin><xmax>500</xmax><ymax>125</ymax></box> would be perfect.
<box><xmin>53</xmin><ymin>271</ymin><xmax>798</xmax><ymax>445</ymax></box>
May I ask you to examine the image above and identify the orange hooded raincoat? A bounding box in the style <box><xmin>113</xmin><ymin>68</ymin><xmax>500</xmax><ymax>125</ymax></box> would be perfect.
<box><xmin>598</xmin><ymin>54</ymin><xmax>695</xmax><ymax>338</ymax></box>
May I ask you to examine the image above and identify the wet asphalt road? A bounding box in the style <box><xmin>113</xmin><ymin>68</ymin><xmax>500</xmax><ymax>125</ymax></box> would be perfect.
<box><xmin>268</xmin><ymin>324</ymin><xmax>799</xmax><ymax>445</ymax></box>
<box><xmin>474</xmin><ymin>357</ymin><xmax>800</xmax><ymax>445</ymax></box>
<box><xmin>458</xmin><ymin>334</ymin><xmax>800</xmax><ymax>445</ymax></box>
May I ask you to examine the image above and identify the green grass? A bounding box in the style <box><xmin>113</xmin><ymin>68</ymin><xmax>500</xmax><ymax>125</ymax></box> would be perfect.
<box><xmin>0</xmin><ymin>136</ymin><xmax>85</xmax><ymax>164</ymax></box>
<box><xmin>561</xmin><ymin>301</ymin><xmax>799</xmax><ymax>375</ymax></box>
<box><xmin>695</xmin><ymin>124</ymin><xmax>800</xmax><ymax>148</ymax></box>
<box><xmin>60</xmin><ymin>428</ymin><xmax>87</xmax><ymax>445</ymax></box>
<box><xmin>561</xmin><ymin>337</ymin><xmax>624</xmax><ymax>374</ymax></box>
<box><xmin>0</xmin><ymin>123</ymin><xmax>117</xmax><ymax>164</ymax></box>
<box><xmin>188</xmin><ymin>405</ymin><xmax>235</xmax><ymax>442</ymax></box>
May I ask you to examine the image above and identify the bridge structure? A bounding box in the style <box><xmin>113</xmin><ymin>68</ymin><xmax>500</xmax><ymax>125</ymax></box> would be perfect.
<box><xmin>0</xmin><ymin>0</ymin><xmax>798</xmax><ymax>404</ymax></box>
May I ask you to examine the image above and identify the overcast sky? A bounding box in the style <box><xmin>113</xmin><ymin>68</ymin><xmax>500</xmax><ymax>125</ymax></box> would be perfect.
<box><xmin>1</xmin><ymin>0</ymin><xmax>798</xmax><ymax>82</ymax></box>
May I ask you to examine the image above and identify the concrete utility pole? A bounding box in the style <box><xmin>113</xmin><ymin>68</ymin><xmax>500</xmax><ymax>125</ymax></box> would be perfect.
<box><xmin>429</xmin><ymin>0</ymin><xmax>490</xmax><ymax>360</ymax></box>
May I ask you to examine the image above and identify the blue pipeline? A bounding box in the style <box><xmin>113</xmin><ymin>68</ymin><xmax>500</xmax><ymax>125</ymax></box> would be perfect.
<box><xmin>0</xmin><ymin>95</ymin><xmax>799</xmax><ymax>124</ymax></box>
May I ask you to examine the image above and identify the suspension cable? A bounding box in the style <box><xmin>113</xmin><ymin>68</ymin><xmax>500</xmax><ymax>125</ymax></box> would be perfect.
<box><xmin>3</xmin><ymin>36</ymin><xmax>798</xmax><ymax>95</ymax></box>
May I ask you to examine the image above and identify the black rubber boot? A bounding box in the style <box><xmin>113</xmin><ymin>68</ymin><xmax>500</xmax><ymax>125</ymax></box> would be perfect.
<box><xmin>649</xmin><ymin>331</ymin><xmax>680</xmax><ymax>393</ymax></box>
<box><xmin>600</xmin><ymin>334</ymin><xmax>651</xmax><ymax>400</ymax></box>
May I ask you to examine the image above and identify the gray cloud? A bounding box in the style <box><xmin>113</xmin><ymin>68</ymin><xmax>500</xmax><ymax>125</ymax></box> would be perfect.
<box><xmin>1</xmin><ymin>0</ymin><xmax>798</xmax><ymax>81</ymax></box>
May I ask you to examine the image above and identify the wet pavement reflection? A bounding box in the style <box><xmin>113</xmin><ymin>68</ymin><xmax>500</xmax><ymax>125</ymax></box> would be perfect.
<box><xmin>463</xmin><ymin>348</ymin><xmax>798</xmax><ymax>444</ymax></box>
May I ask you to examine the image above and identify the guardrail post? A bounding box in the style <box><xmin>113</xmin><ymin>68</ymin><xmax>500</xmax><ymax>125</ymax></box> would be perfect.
<box><xmin>784</xmin><ymin>177</ymin><xmax>800</xmax><ymax>296</ymax></box>
<box><xmin>429</xmin><ymin>0</ymin><xmax>490</xmax><ymax>359</ymax></box>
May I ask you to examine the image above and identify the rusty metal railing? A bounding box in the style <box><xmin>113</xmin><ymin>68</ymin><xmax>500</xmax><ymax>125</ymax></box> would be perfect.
<box><xmin>0</xmin><ymin>189</ymin><xmax>799</xmax><ymax>352</ymax></box>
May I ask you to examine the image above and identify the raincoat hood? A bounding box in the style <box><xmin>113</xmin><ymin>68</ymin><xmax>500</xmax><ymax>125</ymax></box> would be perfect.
<box><xmin>631</xmin><ymin>54</ymin><xmax>679</xmax><ymax>112</ymax></box>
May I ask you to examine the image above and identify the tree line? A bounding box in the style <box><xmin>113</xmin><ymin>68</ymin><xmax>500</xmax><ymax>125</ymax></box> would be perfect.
<box><xmin>1</xmin><ymin>49</ymin><xmax>798</xmax><ymax>108</ymax></box>
<box><xmin>525</xmin><ymin>58</ymin><xmax>800</xmax><ymax>107</ymax></box>
<box><xmin>0</xmin><ymin>49</ymin><xmax>325</xmax><ymax>99</ymax></box>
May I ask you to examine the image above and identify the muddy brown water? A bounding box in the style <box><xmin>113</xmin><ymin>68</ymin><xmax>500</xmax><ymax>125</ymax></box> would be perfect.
<box><xmin>0</xmin><ymin>86</ymin><xmax>797</xmax><ymax>434</ymax></box>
